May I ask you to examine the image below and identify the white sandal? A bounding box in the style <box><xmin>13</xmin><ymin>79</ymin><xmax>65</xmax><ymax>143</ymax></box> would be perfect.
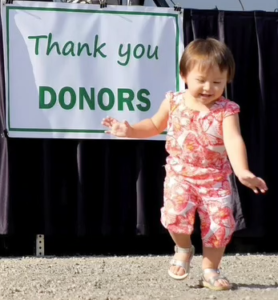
<box><xmin>168</xmin><ymin>245</ymin><xmax>195</xmax><ymax>280</ymax></box>
<box><xmin>201</xmin><ymin>269</ymin><xmax>232</xmax><ymax>291</ymax></box>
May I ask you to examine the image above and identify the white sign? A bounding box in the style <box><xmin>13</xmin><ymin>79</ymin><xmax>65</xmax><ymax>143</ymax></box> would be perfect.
<box><xmin>1</xmin><ymin>1</ymin><xmax>183</xmax><ymax>139</ymax></box>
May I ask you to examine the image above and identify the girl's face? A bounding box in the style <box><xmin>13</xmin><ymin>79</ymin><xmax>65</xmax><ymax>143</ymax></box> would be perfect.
<box><xmin>183</xmin><ymin>64</ymin><xmax>228</xmax><ymax>105</ymax></box>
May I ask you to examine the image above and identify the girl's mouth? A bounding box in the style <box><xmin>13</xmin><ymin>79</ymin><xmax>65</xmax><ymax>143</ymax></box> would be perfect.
<box><xmin>200</xmin><ymin>93</ymin><xmax>212</xmax><ymax>98</ymax></box>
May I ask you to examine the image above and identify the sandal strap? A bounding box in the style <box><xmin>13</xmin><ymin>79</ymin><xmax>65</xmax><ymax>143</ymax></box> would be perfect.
<box><xmin>169</xmin><ymin>245</ymin><xmax>195</xmax><ymax>273</ymax></box>
<box><xmin>203</xmin><ymin>268</ymin><xmax>220</xmax><ymax>274</ymax></box>
<box><xmin>202</xmin><ymin>269</ymin><xmax>229</xmax><ymax>286</ymax></box>
<box><xmin>170</xmin><ymin>259</ymin><xmax>189</xmax><ymax>270</ymax></box>
<box><xmin>205</xmin><ymin>274</ymin><xmax>228</xmax><ymax>286</ymax></box>
<box><xmin>174</xmin><ymin>245</ymin><xmax>195</xmax><ymax>254</ymax></box>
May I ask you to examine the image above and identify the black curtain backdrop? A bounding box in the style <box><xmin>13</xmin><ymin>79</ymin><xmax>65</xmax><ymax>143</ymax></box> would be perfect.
<box><xmin>0</xmin><ymin>8</ymin><xmax>277</xmax><ymax>254</ymax></box>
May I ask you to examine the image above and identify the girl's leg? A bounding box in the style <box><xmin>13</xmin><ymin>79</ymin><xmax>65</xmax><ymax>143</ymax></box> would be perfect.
<box><xmin>202</xmin><ymin>246</ymin><xmax>229</xmax><ymax>287</ymax></box>
<box><xmin>161</xmin><ymin>170</ymin><xmax>198</xmax><ymax>278</ymax></box>
<box><xmin>197</xmin><ymin>180</ymin><xmax>236</xmax><ymax>290</ymax></box>
<box><xmin>169</xmin><ymin>232</ymin><xmax>193</xmax><ymax>276</ymax></box>
<box><xmin>202</xmin><ymin>246</ymin><xmax>224</xmax><ymax>270</ymax></box>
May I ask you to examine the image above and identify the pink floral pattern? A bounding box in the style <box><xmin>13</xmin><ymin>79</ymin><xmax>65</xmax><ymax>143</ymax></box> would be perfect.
<box><xmin>165</xmin><ymin>91</ymin><xmax>240</xmax><ymax>179</ymax></box>
<box><xmin>161</xmin><ymin>91</ymin><xmax>239</xmax><ymax>248</ymax></box>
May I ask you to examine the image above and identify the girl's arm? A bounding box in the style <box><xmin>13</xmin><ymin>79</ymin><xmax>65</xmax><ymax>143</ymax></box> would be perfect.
<box><xmin>223</xmin><ymin>114</ymin><xmax>249</xmax><ymax>175</ymax></box>
<box><xmin>223</xmin><ymin>114</ymin><xmax>268</xmax><ymax>193</ymax></box>
<box><xmin>130</xmin><ymin>97</ymin><xmax>170</xmax><ymax>138</ymax></box>
<box><xmin>102</xmin><ymin>97</ymin><xmax>170</xmax><ymax>139</ymax></box>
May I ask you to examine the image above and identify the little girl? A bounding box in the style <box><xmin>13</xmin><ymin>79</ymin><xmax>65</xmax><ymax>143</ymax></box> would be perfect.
<box><xmin>102</xmin><ymin>38</ymin><xmax>267</xmax><ymax>291</ymax></box>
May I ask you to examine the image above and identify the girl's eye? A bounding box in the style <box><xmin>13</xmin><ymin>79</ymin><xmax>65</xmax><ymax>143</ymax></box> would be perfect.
<box><xmin>197</xmin><ymin>79</ymin><xmax>204</xmax><ymax>83</ymax></box>
<box><xmin>214</xmin><ymin>82</ymin><xmax>221</xmax><ymax>84</ymax></box>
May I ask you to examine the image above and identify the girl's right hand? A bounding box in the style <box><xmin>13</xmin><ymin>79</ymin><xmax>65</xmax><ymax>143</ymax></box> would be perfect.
<box><xmin>102</xmin><ymin>117</ymin><xmax>133</xmax><ymax>137</ymax></box>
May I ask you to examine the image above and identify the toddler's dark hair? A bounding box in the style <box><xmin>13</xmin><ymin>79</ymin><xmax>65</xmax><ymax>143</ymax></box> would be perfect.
<box><xmin>179</xmin><ymin>38</ymin><xmax>235</xmax><ymax>83</ymax></box>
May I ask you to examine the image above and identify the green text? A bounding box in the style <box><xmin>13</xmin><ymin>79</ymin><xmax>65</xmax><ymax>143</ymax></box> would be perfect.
<box><xmin>39</xmin><ymin>86</ymin><xmax>151</xmax><ymax>112</ymax></box>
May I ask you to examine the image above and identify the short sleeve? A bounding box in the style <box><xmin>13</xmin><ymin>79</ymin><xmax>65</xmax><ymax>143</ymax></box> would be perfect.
<box><xmin>166</xmin><ymin>91</ymin><xmax>181</xmax><ymax>112</ymax></box>
<box><xmin>223</xmin><ymin>101</ymin><xmax>240</xmax><ymax>118</ymax></box>
<box><xmin>165</xmin><ymin>91</ymin><xmax>174</xmax><ymax>101</ymax></box>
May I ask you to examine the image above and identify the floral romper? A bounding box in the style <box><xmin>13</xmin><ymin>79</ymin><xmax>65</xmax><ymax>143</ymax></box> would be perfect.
<box><xmin>161</xmin><ymin>91</ymin><xmax>240</xmax><ymax>248</ymax></box>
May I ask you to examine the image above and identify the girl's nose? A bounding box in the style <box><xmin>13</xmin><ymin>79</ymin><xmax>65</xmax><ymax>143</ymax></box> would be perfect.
<box><xmin>203</xmin><ymin>82</ymin><xmax>211</xmax><ymax>91</ymax></box>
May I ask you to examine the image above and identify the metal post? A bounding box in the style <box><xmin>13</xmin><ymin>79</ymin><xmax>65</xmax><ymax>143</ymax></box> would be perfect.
<box><xmin>36</xmin><ymin>234</ymin><xmax>45</xmax><ymax>257</ymax></box>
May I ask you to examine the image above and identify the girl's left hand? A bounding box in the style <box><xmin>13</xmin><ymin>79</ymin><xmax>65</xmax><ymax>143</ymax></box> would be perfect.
<box><xmin>237</xmin><ymin>170</ymin><xmax>268</xmax><ymax>194</ymax></box>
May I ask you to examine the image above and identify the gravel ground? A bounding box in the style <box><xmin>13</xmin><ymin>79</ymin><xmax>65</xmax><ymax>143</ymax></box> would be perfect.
<box><xmin>1</xmin><ymin>254</ymin><xmax>278</xmax><ymax>300</ymax></box>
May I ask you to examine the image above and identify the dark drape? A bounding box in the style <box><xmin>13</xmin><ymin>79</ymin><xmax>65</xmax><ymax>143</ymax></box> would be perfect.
<box><xmin>253</xmin><ymin>11</ymin><xmax>278</xmax><ymax>237</ymax></box>
<box><xmin>0</xmin><ymin>9</ymin><xmax>276</xmax><ymax>248</ymax></box>
<box><xmin>222</xmin><ymin>11</ymin><xmax>268</xmax><ymax>237</ymax></box>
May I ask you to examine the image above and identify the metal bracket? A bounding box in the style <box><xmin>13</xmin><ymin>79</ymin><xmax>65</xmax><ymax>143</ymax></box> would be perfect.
<box><xmin>174</xmin><ymin>5</ymin><xmax>182</xmax><ymax>13</ymax></box>
<box><xmin>99</xmin><ymin>0</ymin><xmax>107</xmax><ymax>8</ymax></box>
<box><xmin>36</xmin><ymin>234</ymin><xmax>45</xmax><ymax>257</ymax></box>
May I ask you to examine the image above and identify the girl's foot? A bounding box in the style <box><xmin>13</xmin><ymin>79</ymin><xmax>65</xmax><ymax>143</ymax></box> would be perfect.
<box><xmin>201</xmin><ymin>269</ymin><xmax>232</xmax><ymax>291</ymax></box>
<box><xmin>168</xmin><ymin>245</ymin><xmax>195</xmax><ymax>280</ymax></box>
